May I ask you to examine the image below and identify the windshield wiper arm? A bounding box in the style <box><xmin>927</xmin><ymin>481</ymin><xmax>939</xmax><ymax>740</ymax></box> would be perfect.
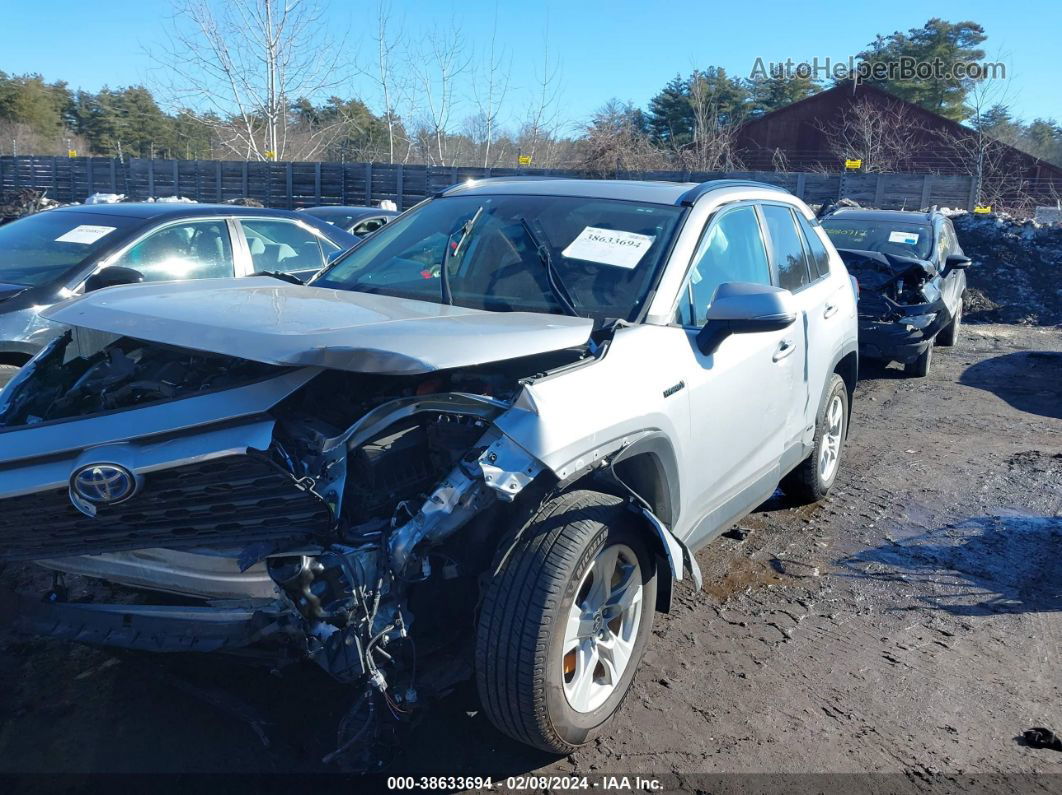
<box><xmin>517</xmin><ymin>217</ymin><xmax>579</xmax><ymax>317</ymax></box>
<box><xmin>440</xmin><ymin>206</ymin><xmax>484</xmax><ymax>305</ymax></box>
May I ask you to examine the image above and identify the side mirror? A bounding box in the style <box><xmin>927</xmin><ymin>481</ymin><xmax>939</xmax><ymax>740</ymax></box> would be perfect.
<box><xmin>696</xmin><ymin>282</ymin><xmax>797</xmax><ymax>356</ymax></box>
<box><xmin>944</xmin><ymin>253</ymin><xmax>972</xmax><ymax>270</ymax></box>
<box><xmin>84</xmin><ymin>266</ymin><xmax>145</xmax><ymax>293</ymax></box>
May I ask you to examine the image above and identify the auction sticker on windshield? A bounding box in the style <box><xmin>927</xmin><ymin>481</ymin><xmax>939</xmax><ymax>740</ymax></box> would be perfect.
<box><xmin>55</xmin><ymin>225</ymin><xmax>117</xmax><ymax>245</ymax></box>
<box><xmin>562</xmin><ymin>226</ymin><xmax>655</xmax><ymax>269</ymax></box>
<box><xmin>888</xmin><ymin>230</ymin><xmax>920</xmax><ymax>245</ymax></box>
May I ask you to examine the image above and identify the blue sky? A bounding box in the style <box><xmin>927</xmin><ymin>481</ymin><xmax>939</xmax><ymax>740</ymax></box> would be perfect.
<box><xmin>0</xmin><ymin>0</ymin><xmax>1058</xmax><ymax>129</ymax></box>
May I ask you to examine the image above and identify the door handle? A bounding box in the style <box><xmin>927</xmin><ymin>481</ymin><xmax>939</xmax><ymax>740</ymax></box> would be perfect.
<box><xmin>773</xmin><ymin>338</ymin><xmax>796</xmax><ymax>362</ymax></box>
<box><xmin>823</xmin><ymin>303</ymin><xmax>839</xmax><ymax>319</ymax></box>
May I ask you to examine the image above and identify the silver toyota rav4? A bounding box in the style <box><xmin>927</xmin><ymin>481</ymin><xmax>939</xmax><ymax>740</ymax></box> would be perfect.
<box><xmin>0</xmin><ymin>178</ymin><xmax>857</xmax><ymax>760</ymax></box>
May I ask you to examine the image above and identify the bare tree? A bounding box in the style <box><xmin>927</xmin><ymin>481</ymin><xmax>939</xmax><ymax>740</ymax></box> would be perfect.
<box><xmin>358</xmin><ymin>0</ymin><xmax>407</xmax><ymax>164</ymax></box>
<box><xmin>932</xmin><ymin>128</ymin><xmax>1032</xmax><ymax>212</ymax></box>
<box><xmin>819</xmin><ymin>98</ymin><xmax>927</xmax><ymax>173</ymax></box>
<box><xmin>519</xmin><ymin>22</ymin><xmax>563</xmax><ymax>168</ymax></box>
<box><xmin>410</xmin><ymin>19</ymin><xmax>469</xmax><ymax>166</ymax></box>
<box><xmin>156</xmin><ymin>0</ymin><xmax>346</xmax><ymax>161</ymax></box>
<box><xmin>770</xmin><ymin>147</ymin><xmax>790</xmax><ymax>173</ymax></box>
<box><xmin>682</xmin><ymin>71</ymin><xmax>744</xmax><ymax>171</ymax></box>
<box><xmin>580</xmin><ymin>100</ymin><xmax>667</xmax><ymax>176</ymax></box>
<box><xmin>930</xmin><ymin>52</ymin><xmax>1032</xmax><ymax>210</ymax></box>
<box><xmin>470</xmin><ymin>8</ymin><xmax>511</xmax><ymax>168</ymax></box>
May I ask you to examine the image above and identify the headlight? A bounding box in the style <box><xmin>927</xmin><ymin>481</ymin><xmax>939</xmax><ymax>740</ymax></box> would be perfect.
<box><xmin>899</xmin><ymin>313</ymin><xmax>936</xmax><ymax>330</ymax></box>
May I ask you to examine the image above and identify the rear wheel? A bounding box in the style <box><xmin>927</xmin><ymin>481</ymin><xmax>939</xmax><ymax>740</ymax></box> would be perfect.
<box><xmin>903</xmin><ymin>342</ymin><xmax>933</xmax><ymax>377</ymax></box>
<box><xmin>937</xmin><ymin>302</ymin><xmax>962</xmax><ymax>347</ymax></box>
<box><xmin>781</xmin><ymin>374</ymin><xmax>848</xmax><ymax>504</ymax></box>
<box><xmin>476</xmin><ymin>490</ymin><xmax>656</xmax><ymax>753</ymax></box>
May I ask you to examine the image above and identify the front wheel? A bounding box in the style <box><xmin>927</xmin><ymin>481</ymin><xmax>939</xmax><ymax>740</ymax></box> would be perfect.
<box><xmin>937</xmin><ymin>302</ymin><xmax>962</xmax><ymax>347</ymax></box>
<box><xmin>476</xmin><ymin>490</ymin><xmax>657</xmax><ymax>753</ymax></box>
<box><xmin>903</xmin><ymin>342</ymin><xmax>933</xmax><ymax>377</ymax></box>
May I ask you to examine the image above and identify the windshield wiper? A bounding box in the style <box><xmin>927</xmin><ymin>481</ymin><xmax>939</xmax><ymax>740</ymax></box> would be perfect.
<box><xmin>441</xmin><ymin>206</ymin><xmax>484</xmax><ymax>305</ymax></box>
<box><xmin>516</xmin><ymin>216</ymin><xmax>579</xmax><ymax>317</ymax></box>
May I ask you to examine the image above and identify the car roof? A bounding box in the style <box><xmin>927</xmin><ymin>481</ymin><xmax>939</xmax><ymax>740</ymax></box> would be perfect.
<box><xmin>824</xmin><ymin>208</ymin><xmax>936</xmax><ymax>224</ymax></box>
<box><xmin>301</xmin><ymin>206</ymin><xmax>398</xmax><ymax>218</ymax></box>
<box><xmin>442</xmin><ymin>177</ymin><xmax>798</xmax><ymax>206</ymax></box>
<box><xmin>47</xmin><ymin>203</ymin><xmax>310</xmax><ymax>222</ymax></box>
<box><xmin>440</xmin><ymin>177</ymin><xmax>794</xmax><ymax>206</ymax></box>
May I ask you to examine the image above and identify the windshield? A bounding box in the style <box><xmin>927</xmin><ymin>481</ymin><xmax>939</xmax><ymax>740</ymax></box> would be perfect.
<box><xmin>820</xmin><ymin>217</ymin><xmax>933</xmax><ymax>261</ymax></box>
<box><xmin>0</xmin><ymin>211</ymin><xmax>139</xmax><ymax>288</ymax></box>
<box><xmin>312</xmin><ymin>195</ymin><xmax>684</xmax><ymax>321</ymax></box>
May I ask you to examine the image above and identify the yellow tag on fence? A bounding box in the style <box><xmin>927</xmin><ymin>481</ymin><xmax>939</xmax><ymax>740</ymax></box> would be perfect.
<box><xmin>67</xmin><ymin>149</ymin><xmax>77</xmax><ymax>158</ymax></box>
<box><xmin>974</xmin><ymin>205</ymin><xmax>992</xmax><ymax>214</ymax></box>
<box><xmin>518</xmin><ymin>154</ymin><xmax>533</xmax><ymax>166</ymax></box>
<box><xmin>844</xmin><ymin>158</ymin><xmax>862</xmax><ymax>170</ymax></box>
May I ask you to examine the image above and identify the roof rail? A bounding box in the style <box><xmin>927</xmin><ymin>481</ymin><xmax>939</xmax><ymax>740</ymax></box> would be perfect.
<box><xmin>435</xmin><ymin>174</ymin><xmax>564</xmax><ymax>197</ymax></box>
<box><xmin>677</xmin><ymin>179</ymin><xmax>790</xmax><ymax>206</ymax></box>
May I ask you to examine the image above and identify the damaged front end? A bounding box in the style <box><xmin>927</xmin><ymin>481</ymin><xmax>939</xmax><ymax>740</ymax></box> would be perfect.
<box><xmin>836</xmin><ymin>248</ymin><xmax>951</xmax><ymax>364</ymax></box>
<box><xmin>0</xmin><ymin>328</ymin><xmax>587</xmax><ymax>764</ymax></box>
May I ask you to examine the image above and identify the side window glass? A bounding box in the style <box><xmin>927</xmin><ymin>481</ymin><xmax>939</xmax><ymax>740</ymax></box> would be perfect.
<box><xmin>762</xmin><ymin>205</ymin><xmax>811</xmax><ymax>291</ymax></box>
<box><xmin>112</xmin><ymin>220</ymin><xmax>234</xmax><ymax>282</ymax></box>
<box><xmin>935</xmin><ymin>224</ymin><xmax>952</xmax><ymax>268</ymax></box>
<box><xmin>796</xmin><ymin>213</ymin><xmax>831</xmax><ymax>279</ymax></box>
<box><xmin>352</xmin><ymin>218</ymin><xmax>387</xmax><ymax>237</ymax></box>
<box><xmin>240</xmin><ymin>219</ymin><xmax>334</xmax><ymax>273</ymax></box>
<box><xmin>675</xmin><ymin>205</ymin><xmax>771</xmax><ymax>327</ymax></box>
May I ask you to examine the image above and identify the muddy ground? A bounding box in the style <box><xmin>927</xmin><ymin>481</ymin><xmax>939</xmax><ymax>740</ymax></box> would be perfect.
<box><xmin>0</xmin><ymin>322</ymin><xmax>1059</xmax><ymax>790</ymax></box>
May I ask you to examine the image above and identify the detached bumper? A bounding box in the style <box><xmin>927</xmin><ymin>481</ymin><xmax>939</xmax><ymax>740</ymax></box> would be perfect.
<box><xmin>858</xmin><ymin>306</ymin><xmax>951</xmax><ymax>364</ymax></box>
<box><xmin>858</xmin><ymin>320</ymin><xmax>933</xmax><ymax>363</ymax></box>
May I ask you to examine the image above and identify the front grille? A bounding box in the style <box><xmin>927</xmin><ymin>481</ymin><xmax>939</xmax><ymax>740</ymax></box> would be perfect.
<box><xmin>0</xmin><ymin>455</ymin><xmax>331</xmax><ymax>562</ymax></box>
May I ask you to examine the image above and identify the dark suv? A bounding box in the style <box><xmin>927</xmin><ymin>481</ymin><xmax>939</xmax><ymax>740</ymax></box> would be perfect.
<box><xmin>821</xmin><ymin>208</ymin><xmax>970</xmax><ymax>377</ymax></box>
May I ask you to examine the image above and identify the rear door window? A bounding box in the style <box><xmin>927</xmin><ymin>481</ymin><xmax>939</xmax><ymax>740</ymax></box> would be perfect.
<box><xmin>239</xmin><ymin>219</ymin><xmax>338</xmax><ymax>273</ymax></box>
<box><xmin>761</xmin><ymin>205</ymin><xmax>811</xmax><ymax>292</ymax></box>
<box><xmin>795</xmin><ymin>214</ymin><xmax>832</xmax><ymax>280</ymax></box>
<box><xmin>112</xmin><ymin>220</ymin><xmax>234</xmax><ymax>281</ymax></box>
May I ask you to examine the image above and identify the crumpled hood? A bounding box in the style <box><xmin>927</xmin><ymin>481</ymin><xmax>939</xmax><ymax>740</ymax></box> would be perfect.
<box><xmin>42</xmin><ymin>277</ymin><xmax>594</xmax><ymax>374</ymax></box>
<box><xmin>835</xmin><ymin>248</ymin><xmax>935</xmax><ymax>292</ymax></box>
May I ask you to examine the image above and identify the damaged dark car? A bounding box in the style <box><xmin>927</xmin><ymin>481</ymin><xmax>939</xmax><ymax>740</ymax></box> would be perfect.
<box><xmin>821</xmin><ymin>208</ymin><xmax>970</xmax><ymax>377</ymax></box>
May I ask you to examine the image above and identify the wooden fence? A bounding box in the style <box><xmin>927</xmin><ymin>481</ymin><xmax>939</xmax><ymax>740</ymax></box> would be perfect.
<box><xmin>0</xmin><ymin>156</ymin><xmax>983</xmax><ymax>211</ymax></box>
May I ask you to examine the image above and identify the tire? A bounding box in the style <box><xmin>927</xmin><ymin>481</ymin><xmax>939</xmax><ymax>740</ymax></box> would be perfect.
<box><xmin>937</xmin><ymin>301</ymin><xmax>962</xmax><ymax>347</ymax></box>
<box><xmin>781</xmin><ymin>374</ymin><xmax>848</xmax><ymax>504</ymax></box>
<box><xmin>0</xmin><ymin>364</ymin><xmax>19</xmax><ymax>390</ymax></box>
<box><xmin>476</xmin><ymin>490</ymin><xmax>657</xmax><ymax>754</ymax></box>
<box><xmin>903</xmin><ymin>342</ymin><xmax>933</xmax><ymax>377</ymax></box>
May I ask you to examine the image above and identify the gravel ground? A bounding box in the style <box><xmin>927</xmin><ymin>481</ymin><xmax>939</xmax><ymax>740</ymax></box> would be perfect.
<box><xmin>0</xmin><ymin>322</ymin><xmax>1060</xmax><ymax>789</ymax></box>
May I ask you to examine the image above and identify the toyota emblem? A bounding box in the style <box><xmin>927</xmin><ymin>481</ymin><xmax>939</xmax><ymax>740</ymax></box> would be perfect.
<box><xmin>70</xmin><ymin>464</ymin><xmax>138</xmax><ymax>505</ymax></box>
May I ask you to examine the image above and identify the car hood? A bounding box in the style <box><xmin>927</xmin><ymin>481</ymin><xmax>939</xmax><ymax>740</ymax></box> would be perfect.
<box><xmin>835</xmin><ymin>248</ymin><xmax>935</xmax><ymax>291</ymax></box>
<box><xmin>0</xmin><ymin>282</ymin><xmax>27</xmax><ymax>304</ymax></box>
<box><xmin>42</xmin><ymin>277</ymin><xmax>595</xmax><ymax>374</ymax></box>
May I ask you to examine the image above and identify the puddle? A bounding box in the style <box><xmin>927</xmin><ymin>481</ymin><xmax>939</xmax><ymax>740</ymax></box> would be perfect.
<box><xmin>702</xmin><ymin>557</ymin><xmax>787</xmax><ymax>602</ymax></box>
